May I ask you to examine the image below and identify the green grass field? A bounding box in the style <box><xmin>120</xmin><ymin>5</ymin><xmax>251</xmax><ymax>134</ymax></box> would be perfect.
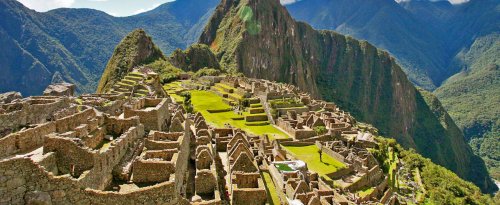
<box><xmin>190</xmin><ymin>90</ymin><xmax>288</xmax><ymax>140</ymax></box>
<box><xmin>282</xmin><ymin>145</ymin><xmax>346</xmax><ymax>180</ymax></box>
<box><xmin>262</xmin><ymin>171</ymin><xmax>280</xmax><ymax>205</ymax></box>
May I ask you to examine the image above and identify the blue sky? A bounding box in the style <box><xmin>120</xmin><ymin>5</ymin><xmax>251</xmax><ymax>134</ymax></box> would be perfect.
<box><xmin>17</xmin><ymin>0</ymin><xmax>470</xmax><ymax>17</ymax></box>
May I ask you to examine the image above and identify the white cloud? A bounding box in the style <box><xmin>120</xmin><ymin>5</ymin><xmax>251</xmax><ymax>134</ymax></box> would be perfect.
<box><xmin>395</xmin><ymin>0</ymin><xmax>470</xmax><ymax>4</ymax></box>
<box><xmin>280</xmin><ymin>0</ymin><xmax>300</xmax><ymax>5</ymax></box>
<box><xmin>131</xmin><ymin>3</ymin><xmax>161</xmax><ymax>15</ymax></box>
<box><xmin>17</xmin><ymin>0</ymin><xmax>75</xmax><ymax>12</ymax></box>
<box><xmin>448</xmin><ymin>0</ymin><xmax>470</xmax><ymax>4</ymax></box>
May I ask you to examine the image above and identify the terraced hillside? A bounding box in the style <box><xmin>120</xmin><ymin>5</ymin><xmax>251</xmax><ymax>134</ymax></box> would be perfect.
<box><xmin>199</xmin><ymin>0</ymin><xmax>496</xmax><ymax>192</ymax></box>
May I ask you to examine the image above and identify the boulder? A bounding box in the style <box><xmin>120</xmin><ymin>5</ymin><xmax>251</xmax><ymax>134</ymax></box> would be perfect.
<box><xmin>43</xmin><ymin>83</ymin><xmax>75</xmax><ymax>97</ymax></box>
<box><xmin>0</xmin><ymin>91</ymin><xmax>22</xmax><ymax>104</ymax></box>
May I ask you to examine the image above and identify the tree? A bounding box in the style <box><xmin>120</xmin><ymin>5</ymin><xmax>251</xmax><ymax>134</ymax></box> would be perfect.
<box><xmin>180</xmin><ymin>92</ymin><xmax>193</xmax><ymax>113</ymax></box>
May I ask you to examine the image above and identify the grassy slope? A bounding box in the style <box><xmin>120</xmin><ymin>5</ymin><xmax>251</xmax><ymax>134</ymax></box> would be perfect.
<box><xmin>190</xmin><ymin>90</ymin><xmax>289</xmax><ymax>139</ymax></box>
<box><xmin>282</xmin><ymin>145</ymin><xmax>346</xmax><ymax>180</ymax></box>
<box><xmin>434</xmin><ymin>34</ymin><xmax>500</xmax><ymax>181</ymax></box>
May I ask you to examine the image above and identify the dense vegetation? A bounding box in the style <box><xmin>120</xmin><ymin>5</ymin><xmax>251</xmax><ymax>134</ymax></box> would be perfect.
<box><xmin>285</xmin><ymin>0</ymin><xmax>500</xmax><ymax>183</ymax></box>
<box><xmin>170</xmin><ymin>44</ymin><xmax>221</xmax><ymax>72</ymax></box>
<box><xmin>147</xmin><ymin>60</ymin><xmax>185</xmax><ymax>83</ymax></box>
<box><xmin>374</xmin><ymin>137</ymin><xmax>495</xmax><ymax>205</ymax></box>
<box><xmin>434</xmin><ymin>34</ymin><xmax>499</xmax><ymax>181</ymax></box>
<box><xmin>0</xmin><ymin>0</ymin><xmax>219</xmax><ymax>95</ymax></box>
<box><xmin>199</xmin><ymin>0</ymin><xmax>496</xmax><ymax>192</ymax></box>
<box><xmin>97</xmin><ymin>29</ymin><xmax>165</xmax><ymax>93</ymax></box>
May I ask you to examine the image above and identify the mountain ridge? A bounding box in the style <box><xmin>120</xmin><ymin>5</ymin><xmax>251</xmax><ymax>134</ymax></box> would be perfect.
<box><xmin>199</xmin><ymin>0</ymin><xmax>496</xmax><ymax>192</ymax></box>
<box><xmin>0</xmin><ymin>0</ymin><xmax>219</xmax><ymax>96</ymax></box>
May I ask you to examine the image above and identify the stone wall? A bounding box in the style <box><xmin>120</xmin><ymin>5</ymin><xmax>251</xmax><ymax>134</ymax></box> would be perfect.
<box><xmin>0</xmin><ymin>157</ymin><xmax>181</xmax><ymax>205</ymax></box>
<box><xmin>245</xmin><ymin>114</ymin><xmax>268</xmax><ymax>122</ymax></box>
<box><xmin>0</xmin><ymin>122</ymin><xmax>56</xmax><ymax>158</ymax></box>
<box><xmin>124</xmin><ymin>98</ymin><xmax>169</xmax><ymax>131</ymax></box>
<box><xmin>0</xmin><ymin>98</ymin><xmax>70</xmax><ymax>135</ymax></box>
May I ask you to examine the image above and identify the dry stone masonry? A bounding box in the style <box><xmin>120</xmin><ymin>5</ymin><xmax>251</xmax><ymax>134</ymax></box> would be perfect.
<box><xmin>0</xmin><ymin>75</ymin><xmax>418</xmax><ymax>204</ymax></box>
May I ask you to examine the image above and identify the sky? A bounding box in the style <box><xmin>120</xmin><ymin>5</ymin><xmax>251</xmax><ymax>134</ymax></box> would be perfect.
<box><xmin>17</xmin><ymin>0</ymin><xmax>175</xmax><ymax>16</ymax></box>
<box><xmin>17</xmin><ymin>0</ymin><xmax>471</xmax><ymax>16</ymax></box>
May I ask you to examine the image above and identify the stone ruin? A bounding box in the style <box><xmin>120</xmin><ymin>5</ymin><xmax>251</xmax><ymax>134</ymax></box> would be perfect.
<box><xmin>226</xmin><ymin>132</ymin><xmax>267</xmax><ymax>205</ymax></box>
<box><xmin>0</xmin><ymin>94</ymin><xmax>192</xmax><ymax>204</ymax></box>
<box><xmin>0</xmin><ymin>75</ymin><xmax>406</xmax><ymax>204</ymax></box>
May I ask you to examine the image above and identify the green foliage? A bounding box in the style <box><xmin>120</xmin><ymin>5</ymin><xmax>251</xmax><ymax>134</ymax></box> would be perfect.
<box><xmin>169</xmin><ymin>44</ymin><xmax>221</xmax><ymax>72</ymax></box>
<box><xmin>313</xmin><ymin>126</ymin><xmax>327</xmax><ymax>135</ymax></box>
<box><xmin>180</xmin><ymin>91</ymin><xmax>193</xmax><ymax>114</ymax></box>
<box><xmin>434</xmin><ymin>34</ymin><xmax>500</xmax><ymax>181</ymax></box>
<box><xmin>97</xmin><ymin>29</ymin><xmax>166</xmax><ymax>93</ymax></box>
<box><xmin>193</xmin><ymin>67</ymin><xmax>221</xmax><ymax>78</ymax></box>
<box><xmin>469</xmin><ymin>126</ymin><xmax>500</xmax><ymax>180</ymax></box>
<box><xmin>146</xmin><ymin>60</ymin><xmax>184</xmax><ymax>83</ymax></box>
<box><xmin>400</xmin><ymin>150</ymin><xmax>494</xmax><ymax>205</ymax></box>
<box><xmin>0</xmin><ymin>0</ymin><xmax>220</xmax><ymax>95</ymax></box>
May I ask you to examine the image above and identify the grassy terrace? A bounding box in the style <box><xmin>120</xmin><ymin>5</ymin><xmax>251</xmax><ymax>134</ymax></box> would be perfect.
<box><xmin>163</xmin><ymin>81</ymin><xmax>184</xmax><ymax>103</ymax></box>
<box><xmin>190</xmin><ymin>90</ymin><xmax>288</xmax><ymax>140</ymax></box>
<box><xmin>262</xmin><ymin>171</ymin><xmax>280</xmax><ymax>205</ymax></box>
<box><xmin>282</xmin><ymin>145</ymin><xmax>346</xmax><ymax>181</ymax></box>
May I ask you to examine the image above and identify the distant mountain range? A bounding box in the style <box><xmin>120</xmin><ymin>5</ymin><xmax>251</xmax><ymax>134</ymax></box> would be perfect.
<box><xmin>285</xmin><ymin>0</ymin><xmax>500</xmax><ymax>183</ymax></box>
<box><xmin>0</xmin><ymin>0</ymin><xmax>219</xmax><ymax>96</ymax></box>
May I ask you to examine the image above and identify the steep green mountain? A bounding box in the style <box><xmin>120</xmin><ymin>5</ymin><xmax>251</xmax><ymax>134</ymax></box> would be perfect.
<box><xmin>285</xmin><ymin>0</ymin><xmax>500</xmax><ymax>184</ymax></box>
<box><xmin>170</xmin><ymin>43</ymin><xmax>221</xmax><ymax>72</ymax></box>
<box><xmin>97</xmin><ymin>29</ymin><xmax>166</xmax><ymax>93</ymax></box>
<box><xmin>434</xmin><ymin>34</ymin><xmax>500</xmax><ymax>180</ymax></box>
<box><xmin>285</xmin><ymin>0</ymin><xmax>447</xmax><ymax>90</ymax></box>
<box><xmin>199</xmin><ymin>0</ymin><xmax>496</xmax><ymax>192</ymax></box>
<box><xmin>98</xmin><ymin>32</ymin><xmax>221</xmax><ymax>93</ymax></box>
<box><xmin>0</xmin><ymin>0</ymin><xmax>219</xmax><ymax>96</ymax></box>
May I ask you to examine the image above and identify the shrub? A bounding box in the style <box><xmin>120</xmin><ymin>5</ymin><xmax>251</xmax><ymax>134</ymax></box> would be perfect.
<box><xmin>193</xmin><ymin>67</ymin><xmax>221</xmax><ymax>78</ymax></box>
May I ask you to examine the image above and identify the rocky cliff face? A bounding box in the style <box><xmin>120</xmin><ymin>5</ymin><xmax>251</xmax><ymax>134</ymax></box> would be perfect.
<box><xmin>199</xmin><ymin>0</ymin><xmax>495</xmax><ymax>192</ymax></box>
<box><xmin>97</xmin><ymin>29</ymin><xmax>165</xmax><ymax>93</ymax></box>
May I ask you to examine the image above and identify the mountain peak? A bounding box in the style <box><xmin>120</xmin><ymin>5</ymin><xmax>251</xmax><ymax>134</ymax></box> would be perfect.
<box><xmin>199</xmin><ymin>0</ymin><xmax>495</xmax><ymax>192</ymax></box>
<box><xmin>97</xmin><ymin>29</ymin><xmax>165</xmax><ymax>93</ymax></box>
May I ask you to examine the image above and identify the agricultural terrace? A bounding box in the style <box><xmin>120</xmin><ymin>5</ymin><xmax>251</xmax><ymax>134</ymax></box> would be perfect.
<box><xmin>262</xmin><ymin>171</ymin><xmax>280</xmax><ymax>205</ymax></box>
<box><xmin>190</xmin><ymin>90</ymin><xmax>289</xmax><ymax>140</ymax></box>
<box><xmin>282</xmin><ymin>145</ymin><xmax>346</xmax><ymax>180</ymax></box>
<box><xmin>163</xmin><ymin>81</ymin><xmax>185</xmax><ymax>103</ymax></box>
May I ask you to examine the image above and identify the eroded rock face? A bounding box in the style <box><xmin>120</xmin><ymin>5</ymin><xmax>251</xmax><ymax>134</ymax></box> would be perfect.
<box><xmin>0</xmin><ymin>91</ymin><xmax>22</xmax><ymax>104</ymax></box>
<box><xmin>43</xmin><ymin>83</ymin><xmax>75</xmax><ymax>97</ymax></box>
<box><xmin>199</xmin><ymin>0</ymin><xmax>494</xmax><ymax>191</ymax></box>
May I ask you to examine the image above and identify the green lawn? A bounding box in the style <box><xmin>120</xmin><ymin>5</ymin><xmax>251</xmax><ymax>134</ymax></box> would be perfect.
<box><xmin>262</xmin><ymin>171</ymin><xmax>281</xmax><ymax>205</ymax></box>
<box><xmin>190</xmin><ymin>90</ymin><xmax>288</xmax><ymax>140</ymax></box>
<box><xmin>357</xmin><ymin>186</ymin><xmax>375</xmax><ymax>198</ymax></box>
<box><xmin>275</xmin><ymin>164</ymin><xmax>293</xmax><ymax>172</ymax></box>
<box><xmin>282</xmin><ymin>145</ymin><xmax>346</xmax><ymax>180</ymax></box>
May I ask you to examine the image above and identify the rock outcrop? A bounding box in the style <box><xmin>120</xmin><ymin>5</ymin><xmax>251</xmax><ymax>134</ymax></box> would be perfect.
<box><xmin>199</xmin><ymin>0</ymin><xmax>495</xmax><ymax>191</ymax></box>
<box><xmin>0</xmin><ymin>91</ymin><xmax>22</xmax><ymax>104</ymax></box>
<box><xmin>97</xmin><ymin>29</ymin><xmax>165</xmax><ymax>93</ymax></box>
<box><xmin>170</xmin><ymin>44</ymin><xmax>221</xmax><ymax>72</ymax></box>
<box><xmin>43</xmin><ymin>83</ymin><xmax>75</xmax><ymax>97</ymax></box>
